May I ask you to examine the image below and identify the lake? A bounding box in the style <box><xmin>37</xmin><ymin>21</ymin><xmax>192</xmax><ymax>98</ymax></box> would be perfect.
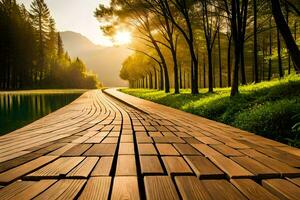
<box><xmin>0</xmin><ymin>90</ymin><xmax>86</xmax><ymax>135</ymax></box>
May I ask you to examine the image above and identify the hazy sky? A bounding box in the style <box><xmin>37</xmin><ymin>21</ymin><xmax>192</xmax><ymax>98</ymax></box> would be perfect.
<box><xmin>17</xmin><ymin>0</ymin><xmax>112</xmax><ymax>46</ymax></box>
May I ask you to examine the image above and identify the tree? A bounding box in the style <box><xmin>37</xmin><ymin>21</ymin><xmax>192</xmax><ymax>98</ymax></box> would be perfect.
<box><xmin>271</xmin><ymin>0</ymin><xmax>300</xmax><ymax>72</ymax></box>
<box><xmin>30</xmin><ymin>0</ymin><xmax>50</xmax><ymax>82</ymax></box>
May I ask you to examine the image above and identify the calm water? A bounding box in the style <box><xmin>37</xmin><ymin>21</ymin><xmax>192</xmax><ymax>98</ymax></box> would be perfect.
<box><xmin>0</xmin><ymin>93</ymin><xmax>82</xmax><ymax>135</ymax></box>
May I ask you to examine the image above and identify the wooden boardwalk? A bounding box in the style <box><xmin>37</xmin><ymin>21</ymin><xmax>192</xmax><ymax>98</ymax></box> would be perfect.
<box><xmin>1</xmin><ymin>89</ymin><xmax>300</xmax><ymax>199</ymax></box>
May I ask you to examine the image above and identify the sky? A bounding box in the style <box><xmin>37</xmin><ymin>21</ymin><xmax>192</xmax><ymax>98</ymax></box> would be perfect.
<box><xmin>17</xmin><ymin>0</ymin><xmax>112</xmax><ymax>46</ymax></box>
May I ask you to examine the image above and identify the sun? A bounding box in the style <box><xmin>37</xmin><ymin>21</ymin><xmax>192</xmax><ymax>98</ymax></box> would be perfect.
<box><xmin>114</xmin><ymin>31</ymin><xmax>132</xmax><ymax>45</ymax></box>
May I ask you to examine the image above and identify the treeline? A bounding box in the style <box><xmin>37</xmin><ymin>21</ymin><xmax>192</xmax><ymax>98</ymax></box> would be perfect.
<box><xmin>0</xmin><ymin>0</ymin><xmax>100</xmax><ymax>90</ymax></box>
<box><xmin>96</xmin><ymin>0</ymin><xmax>300</xmax><ymax>96</ymax></box>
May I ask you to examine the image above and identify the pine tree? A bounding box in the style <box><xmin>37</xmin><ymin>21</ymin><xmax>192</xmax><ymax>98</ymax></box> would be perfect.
<box><xmin>30</xmin><ymin>0</ymin><xmax>50</xmax><ymax>83</ymax></box>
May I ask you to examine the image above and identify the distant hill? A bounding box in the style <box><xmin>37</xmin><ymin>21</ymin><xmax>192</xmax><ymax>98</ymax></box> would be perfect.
<box><xmin>60</xmin><ymin>31</ymin><xmax>131</xmax><ymax>87</ymax></box>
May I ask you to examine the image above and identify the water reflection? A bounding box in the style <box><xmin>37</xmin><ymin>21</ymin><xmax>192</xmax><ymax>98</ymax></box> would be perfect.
<box><xmin>0</xmin><ymin>93</ymin><xmax>82</xmax><ymax>135</ymax></box>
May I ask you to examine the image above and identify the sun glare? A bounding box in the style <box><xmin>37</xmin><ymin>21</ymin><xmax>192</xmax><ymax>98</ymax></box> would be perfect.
<box><xmin>114</xmin><ymin>31</ymin><xmax>132</xmax><ymax>45</ymax></box>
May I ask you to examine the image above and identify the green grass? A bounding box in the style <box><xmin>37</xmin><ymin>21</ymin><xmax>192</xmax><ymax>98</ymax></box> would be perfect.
<box><xmin>120</xmin><ymin>75</ymin><xmax>300</xmax><ymax>147</ymax></box>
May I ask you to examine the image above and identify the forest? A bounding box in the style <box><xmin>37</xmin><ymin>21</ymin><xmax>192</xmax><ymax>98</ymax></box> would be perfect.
<box><xmin>0</xmin><ymin>0</ymin><xmax>101</xmax><ymax>90</ymax></box>
<box><xmin>96</xmin><ymin>0</ymin><xmax>300</xmax><ymax>96</ymax></box>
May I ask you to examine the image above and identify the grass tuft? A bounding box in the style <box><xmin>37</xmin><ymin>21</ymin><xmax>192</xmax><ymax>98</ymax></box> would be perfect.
<box><xmin>120</xmin><ymin>75</ymin><xmax>300</xmax><ymax>147</ymax></box>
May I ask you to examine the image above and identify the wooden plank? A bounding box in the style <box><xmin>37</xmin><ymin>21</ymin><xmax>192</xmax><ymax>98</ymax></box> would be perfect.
<box><xmin>91</xmin><ymin>157</ymin><xmax>113</xmax><ymax>176</ymax></box>
<box><xmin>120</xmin><ymin>135</ymin><xmax>133</xmax><ymax>143</ymax></box>
<box><xmin>210</xmin><ymin>144</ymin><xmax>244</xmax><ymax>157</ymax></box>
<box><xmin>162</xmin><ymin>156</ymin><xmax>192</xmax><ymax>175</ymax></box>
<box><xmin>84</xmin><ymin>136</ymin><xmax>104</xmax><ymax>143</ymax></box>
<box><xmin>153</xmin><ymin>136</ymin><xmax>185</xmax><ymax>143</ymax></box>
<box><xmin>231</xmin><ymin>156</ymin><xmax>279</xmax><ymax>178</ymax></box>
<box><xmin>27</xmin><ymin>157</ymin><xmax>84</xmax><ymax>178</ymax></box>
<box><xmin>183</xmin><ymin>137</ymin><xmax>202</xmax><ymax>144</ymax></box>
<box><xmin>0</xmin><ymin>181</ymin><xmax>35</xmax><ymax>200</ymax></box>
<box><xmin>202</xmin><ymin>179</ymin><xmax>247</xmax><ymax>200</ymax></box>
<box><xmin>174</xmin><ymin>144</ymin><xmax>201</xmax><ymax>155</ymax></box>
<box><xmin>136</xmin><ymin>136</ymin><xmax>153</xmax><ymax>143</ymax></box>
<box><xmin>116</xmin><ymin>155</ymin><xmax>137</xmax><ymax>176</ymax></box>
<box><xmin>262</xmin><ymin>179</ymin><xmax>300</xmax><ymax>200</ymax></box>
<box><xmin>175</xmin><ymin>176</ymin><xmax>213</xmax><ymax>200</ymax></box>
<box><xmin>209</xmin><ymin>155</ymin><xmax>253</xmax><ymax>178</ymax></box>
<box><xmin>101</xmin><ymin>137</ymin><xmax>118</xmax><ymax>143</ymax></box>
<box><xmin>111</xmin><ymin>176</ymin><xmax>139</xmax><ymax>200</ymax></box>
<box><xmin>0</xmin><ymin>152</ymin><xmax>42</xmax><ymax>173</ymax></box>
<box><xmin>0</xmin><ymin>156</ymin><xmax>58</xmax><ymax>184</ymax></box>
<box><xmin>288</xmin><ymin>177</ymin><xmax>300</xmax><ymax>187</ymax></box>
<box><xmin>48</xmin><ymin>143</ymin><xmax>77</xmax><ymax>156</ymax></box>
<box><xmin>140</xmin><ymin>156</ymin><xmax>164</xmax><ymax>175</ymax></box>
<box><xmin>191</xmin><ymin>144</ymin><xmax>223</xmax><ymax>157</ymax></box>
<box><xmin>230</xmin><ymin>179</ymin><xmax>279</xmax><ymax>200</ymax></box>
<box><xmin>184</xmin><ymin>156</ymin><xmax>224</xmax><ymax>179</ymax></box>
<box><xmin>255</xmin><ymin>147</ymin><xmax>300</xmax><ymax>168</ymax></box>
<box><xmin>79</xmin><ymin>177</ymin><xmax>111</xmax><ymax>200</ymax></box>
<box><xmin>144</xmin><ymin>176</ymin><xmax>179</xmax><ymax>200</ymax></box>
<box><xmin>251</xmin><ymin>154</ymin><xmax>300</xmax><ymax>177</ymax></box>
<box><xmin>67</xmin><ymin>157</ymin><xmax>99</xmax><ymax>178</ymax></box>
<box><xmin>62</xmin><ymin>144</ymin><xmax>92</xmax><ymax>156</ymax></box>
<box><xmin>34</xmin><ymin>179</ymin><xmax>86</xmax><ymax>200</ymax></box>
<box><xmin>138</xmin><ymin>144</ymin><xmax>157</xmax><ymax>155</ymax></box>
<box><xmin>156</xmin><ymin>144</ymin><xmax>179</xmax><ymax>156</ymax></box>
<box><xmin>196</xmin><ymin>137</ymin><xmax>222</xmax><ymax>144</ymax></box>
<box><xmin>10</xmin><ymin>180</ymin><xmax>57</xmax><ymax>200</ymax></box>
<box><xmin>84</xmin><ymin>144</ymin><xmax>116</xmax><ymax>156</ymax></box>
<box><xmin>118</xmin><ymin>143</ymin><xmax>135</xmax><ymax>155</ymax></box>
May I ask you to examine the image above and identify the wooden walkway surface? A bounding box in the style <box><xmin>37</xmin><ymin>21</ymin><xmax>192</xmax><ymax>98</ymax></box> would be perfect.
<box><xmin>0</xmin><ymin>88</ymin><xmax>300</xmax><ymax>199</ymax></box>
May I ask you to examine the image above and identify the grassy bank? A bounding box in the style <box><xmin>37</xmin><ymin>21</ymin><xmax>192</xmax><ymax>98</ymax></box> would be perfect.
<box><xmin>120</xmin><ymin>75</ymin><xmax>300</xmax><ymax>147</ymax></box>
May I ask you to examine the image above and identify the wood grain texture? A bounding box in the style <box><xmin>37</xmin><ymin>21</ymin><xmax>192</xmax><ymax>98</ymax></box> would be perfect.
<box><xmin>84</xmin><ymin>144</ymin><xmax>117</xmax><ymax>156</ymax></box>
<box><xmin>231</xmin><ymin>156</ymin><xmax>279</xmax><ymax>178</ymax></box>
<box><xmin>184</xmin><ymin>156</ymin><xmax>224</xmax><ymax>179</ymax></box>
<box><xmin>262</xmin><ymin>179</ymin><xmax>300</xmax><ymax>200</ymax></box>
<box><xmin>116</xmin><ymin>155</ymin><xmax>137</xmax><ymax>176</ymax></box>
<box><xmin>34</xmin><ymin>179</ymin><xmax>86</xmax><ymax>200</ymax></box>
<box><xmin>67</xmin><ymin>157</ymin><xmax>98</xmax><ymax>178</ymax></box>
<box><xmin>231</xmin><ymin>179</ymin><xmax>279</xmax><ymax>200</ymax></box>
<box><xmin>162</xmin><ymin>156</ymin><xmax>192</xmax><ymax>175</ymax></box>
<box><xmin>91</xmin><ymin>157</ymin><xmax>113</xmax><ymax>176</ymax></box>
<box><xmin>79</xmin><ymin>177</ymin><xmax>111</xmax><ymax>200</ymax></box>
<box><xmin>175</xmin><ymin>176</ymin><xmax>213</xmax><ymax>200</ymax></box>
<box><xmin>144</xmin><ymin>176</ymin><xmax>179</xmax><ymax>200</ymax></box>
<box><xmin>209</xmin><ymin>155</ymin><xmax>254</xmax><ymax>178</ymax></box>
<box><xmin>156</xmin><ymin>144</ymin><xmax>179</xmax><ymax>156</ymax></box>
<box><xmin>0</xmin><ymin>156</ymin><xmax>58</xmax><ymax>184</ymax></box>
<box><xmin>202</xmin><ymin>179</ymin><xmax>247</xmax><ymax>200</ymax></box>
<box><xmin>140</xmin><ymin>156</ymin><xmax>164</xmax><ymax>175</ymax></box>
<box><xmin>111</xmin><ymin>176</ymin><xmax>140</xmax><ymax>200</ymax></box>
<box><xmin>138</xmin><ymin>144</ymin><xmax>157</xmax><ymax>155</ymax></box>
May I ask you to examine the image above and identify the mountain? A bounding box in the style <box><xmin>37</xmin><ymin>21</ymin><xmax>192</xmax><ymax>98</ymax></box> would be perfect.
<box><xmin>60</xmin><ymin>31</ymin><xmax>131</xmax><ymax>87</ymax></box>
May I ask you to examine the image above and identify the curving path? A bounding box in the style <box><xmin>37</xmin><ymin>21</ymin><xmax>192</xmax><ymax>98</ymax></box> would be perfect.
<box><xmin>0</xmin><ymin>89</ymin><xmax>300</xmax><ymax>199</ymax></box>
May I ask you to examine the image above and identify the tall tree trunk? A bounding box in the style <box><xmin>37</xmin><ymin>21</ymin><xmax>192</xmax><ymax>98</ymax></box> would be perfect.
<box><xmin>171</xmin><ymin>48</ymin><xmax>179</xmax><ymax>94</ymax></box>
<box><xmin>286</xmin><ymin>5</ymin><xmax>291</xmax><ymax>74</ymax></box>
<box><xmin>218</xmin><ymin>28</ymin><xmax>222</xmax><ymax>87</ymax></box>
<box><xmin>277</xmin><ymin>28</ymin><xmax>284</xmax><ymax>78</ymax></box>
<box><xmin>253</xmin><ymin>0</ymin><xmax>259</xmax><ymax>82</ymax></box>
<box><xmin>240</xmin><ymin>45</ymin><xmax>246</xmax><ymax>84</ymax></box>
<box><xmin>268</xmin><ymin>18</ymin><xmax>273</xmax><ymax>80</ymax></box>
<box><xmin>203</xmin><ymin>54</ymin><xmax>206</xmax><ymax>88</ymax></box>
<box><xmin>227</xmin><ymin>34</ymin><xmax>232</xmax><ymax>87</ymax></box>
<box><xmin>208</xmin><ymin>49</ymin><xmax>213</xmax><ymax>92</ymax></box>
<box><xmin>271</xmin><ymin>0</ymin><xmax>300</xmax><ymax>72</ymax></box>
<box><xmin>179</xmin><ymin>63</ymin><xmax>182</xmax><ymax>89</ymax></box>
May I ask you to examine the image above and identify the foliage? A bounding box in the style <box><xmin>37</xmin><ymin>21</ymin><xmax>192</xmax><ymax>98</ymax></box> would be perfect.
<box><xmin>120</xmin><ymin>75</ymin><xmax>300</xmax><ymax>146</ymax></box>
<box><xmin>0</xmin><ymin>0</ymin><xmax>101</xmax><ymax>89</ymax></box>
